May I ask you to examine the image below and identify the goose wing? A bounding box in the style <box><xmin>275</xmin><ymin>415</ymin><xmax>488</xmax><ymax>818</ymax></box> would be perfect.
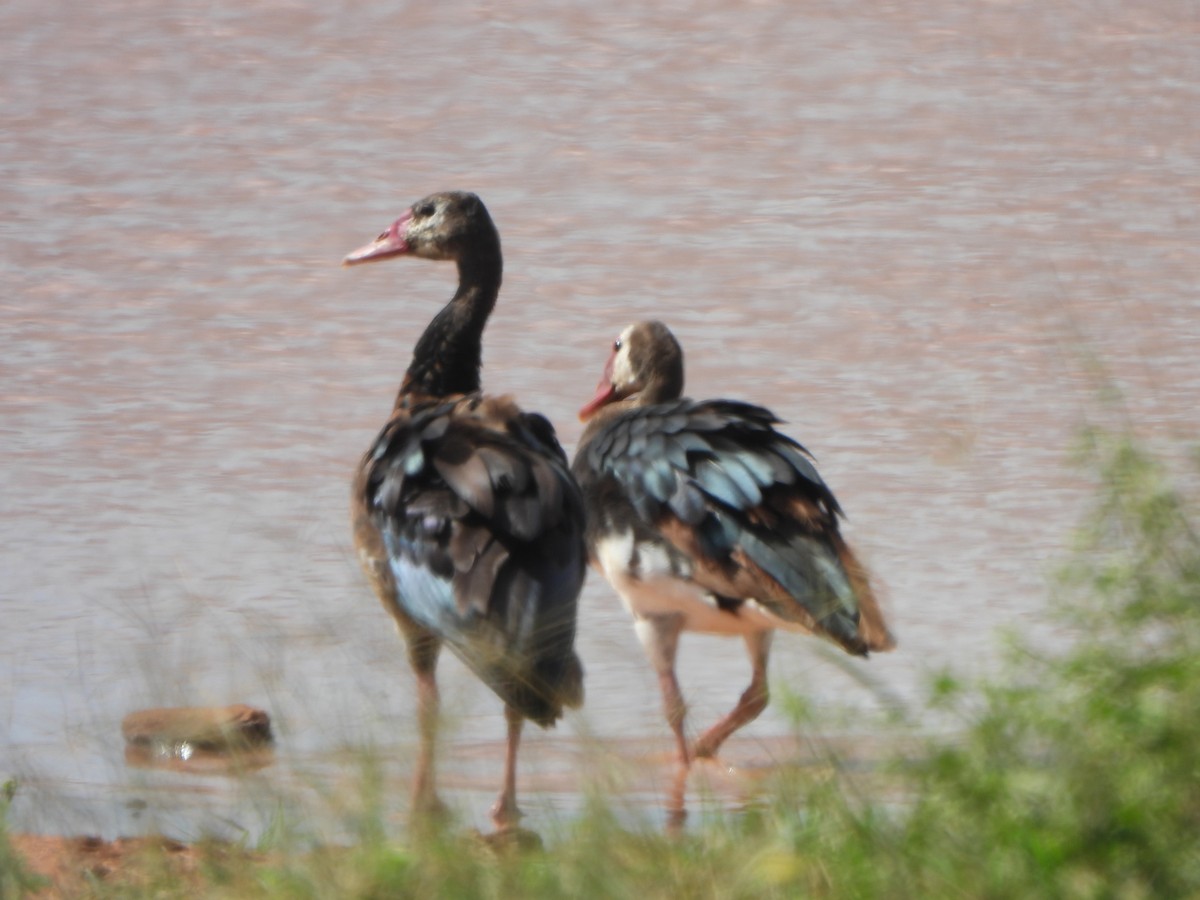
<box><xmin>362</xmin><ymin>395</ymin><xmax>586</xmax><ymax>721</ymax></box>
<box><xmin>575</xmin><ymin>398</ymin><xmax>872</xmax><ymax>653</ymax></box>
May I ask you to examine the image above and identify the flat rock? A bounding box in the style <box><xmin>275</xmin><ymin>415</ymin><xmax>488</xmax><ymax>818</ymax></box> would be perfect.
<box><xmin>121</xmin><ymin>704</ymin><xmax>272</xmax><ymax>751</ymax></box>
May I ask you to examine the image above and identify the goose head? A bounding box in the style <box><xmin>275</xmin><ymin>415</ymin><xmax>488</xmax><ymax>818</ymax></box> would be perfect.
<box><xmin>343</xmin><ymin>191</ymin><xmax>498</xmax><ymax>266</ymax></box>
<box><xmin>579</xmin><ymin>320</ymin><xmax>684</xmax><ymax>421</ymax></box>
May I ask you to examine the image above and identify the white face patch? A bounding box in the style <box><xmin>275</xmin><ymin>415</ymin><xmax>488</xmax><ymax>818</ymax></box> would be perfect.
<box><xmin>407</xmin><ymin>203</ymin><xmax>454</xmax><ymax>260</ymax></box>
<box><xmin>611</xmin><ymin>324</ymin><xmax>639</xmax><ymax>394</ymax></box>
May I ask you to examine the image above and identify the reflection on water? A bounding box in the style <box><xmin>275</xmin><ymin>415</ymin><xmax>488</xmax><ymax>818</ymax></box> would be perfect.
<box><xmin>1</xmin><ymin>0</ymin><xmax>1197</xmax><ymax>838</ymax></box>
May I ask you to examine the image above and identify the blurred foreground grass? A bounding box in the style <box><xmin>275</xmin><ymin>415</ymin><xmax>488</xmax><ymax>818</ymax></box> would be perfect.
<box><xmin>3</xmin><ymin>430</ymin><xmax>1198</xmax><ymax>898</ymax></box>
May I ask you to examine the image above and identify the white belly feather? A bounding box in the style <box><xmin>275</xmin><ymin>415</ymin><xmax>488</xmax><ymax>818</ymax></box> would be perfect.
<box><xmin>595</xmin><ymin>530</ymin><xmax>814</xmax><ymax>637</ymax></box>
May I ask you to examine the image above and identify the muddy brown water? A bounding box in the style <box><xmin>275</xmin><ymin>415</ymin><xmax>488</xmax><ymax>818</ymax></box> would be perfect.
<box><xmin>2</xmin><ymin>0</ymin><xmax>1197</xmax><ymax>839</ymax></box>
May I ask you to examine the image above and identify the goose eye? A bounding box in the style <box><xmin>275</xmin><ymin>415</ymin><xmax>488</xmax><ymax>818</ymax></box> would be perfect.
<box><xmin>415</xmin><ymin>203</ymin><xmax>435</xmax><ymax>218</ymax></box>
<box><xmin>613</xmin><ymin>339</ymin><xmax>622</xmax><ymax>351</ymax></box>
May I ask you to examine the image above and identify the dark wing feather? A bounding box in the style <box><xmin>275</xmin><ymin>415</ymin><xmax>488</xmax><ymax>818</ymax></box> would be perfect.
<box><xmin>432</xmin><ymin>434</ymin><xmax>496</xmax><ymax>518</ymax></box>
<box><xmin>573</xmin><ymin>398</ymin><xmax>864</xmax><ymax>651</ymax></box>
<box><xmin>578</xmin><ymin>399</ymin><xmax>840</xmax><ymax>520</ymax></box>
<box><xmin>694</xmin><ymin>457</ymin><xmax>753</xmax><ymax>509</ymax></box>
<box><xmin>476</xmin><ymin>445</ymin><xmax>530</xmax><ymax>493</ymax></box>
<box><xmin>361</xmin><ymin>397</ymin><xmax>586</xmax><ymax>724</ymax></box>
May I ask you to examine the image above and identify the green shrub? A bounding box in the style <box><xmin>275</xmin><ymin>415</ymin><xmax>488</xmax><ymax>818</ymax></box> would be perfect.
<box><xmin>0</xmin><ymin>780</ymin><xmax>47</xmax><ymax>900</ymax></box>
<box><xmin>771</xmin><ymin>432</ymin><xmax>1200</xmax><ymax>899</ymax></box>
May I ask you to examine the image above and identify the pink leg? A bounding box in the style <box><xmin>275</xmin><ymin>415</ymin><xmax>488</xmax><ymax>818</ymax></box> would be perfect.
<box><xmin>408</xmin><ymin>635</ymin><xmax>447</xmax><ymax>820</ymax></box>
<box><xmin>659</xmin><ymin>668</ymin><xmax>690</xmax><ymax>767</ymax></box>
<box><xmin>491</xmin><ymin>704</ymin><xmax>525</xmax><ymax>828</ymax></box>
<box><xmin>666</xmin><ymin>757</ymin><xmax>689</xmax><ymax>834</ymax></box>
<box><xmin>693</xmin><ymin>630</ymin><xmax>772</xmax><ymax>760</ymax></box>
<box><xmin>635</xmin><ymin>615</ymin><xmax>689</xmax><ymax>767</ymax></box>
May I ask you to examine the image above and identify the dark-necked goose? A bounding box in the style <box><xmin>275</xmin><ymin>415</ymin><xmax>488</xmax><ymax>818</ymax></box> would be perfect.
<box><xmin>344</xmin><ymin>191</ymin><xmax>585</xmax><ymax>827</ymax></box>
